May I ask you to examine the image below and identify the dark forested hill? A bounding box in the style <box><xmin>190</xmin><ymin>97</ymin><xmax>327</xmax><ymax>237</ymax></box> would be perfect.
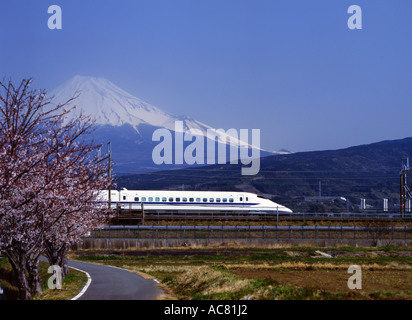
<box><xmin>115</xmin><ymin>137</ymin><xmax>412</xmax><ymax>212</ymax></box>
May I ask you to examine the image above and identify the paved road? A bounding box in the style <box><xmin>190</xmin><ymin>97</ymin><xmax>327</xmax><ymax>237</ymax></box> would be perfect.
<box><xmin>66</xmin><ymin>259</ymin><xmax>164</xmax><ymax>300</ymax></box>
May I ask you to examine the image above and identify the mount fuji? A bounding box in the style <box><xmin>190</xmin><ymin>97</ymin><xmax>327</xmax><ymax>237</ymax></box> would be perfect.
<box><xmin>49</xmin><ymin>75</ymin><xmax>279</xmax><ymax>174</ymax></box>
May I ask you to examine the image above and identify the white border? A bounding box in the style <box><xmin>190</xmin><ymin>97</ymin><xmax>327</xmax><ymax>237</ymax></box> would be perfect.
<box><xmin>69</xmin><ymin>266</ymin><xmax>92</xmax><ymax>300</ymax></box>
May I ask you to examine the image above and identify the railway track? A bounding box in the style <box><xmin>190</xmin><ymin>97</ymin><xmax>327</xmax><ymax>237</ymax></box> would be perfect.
<box><xmin>109</xmin><ymin>209</ymin><xmax>412</xmax><ymax>224</ymax></box>
<box><xmin>81</xmin><ymin>224</ymin><xmax>412</xmax><ymax>248</ymax></box>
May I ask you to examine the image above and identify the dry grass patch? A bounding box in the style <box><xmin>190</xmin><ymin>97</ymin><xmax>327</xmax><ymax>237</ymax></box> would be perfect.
<box><xmin>173</xmin><ymin>265</ymin><xmax>252</xmax><ymax>299</ymax></box>
<box><xmin>226</xmin><ymin>261</ymin><xmax>412</xmax><ymax>271</ymax></box>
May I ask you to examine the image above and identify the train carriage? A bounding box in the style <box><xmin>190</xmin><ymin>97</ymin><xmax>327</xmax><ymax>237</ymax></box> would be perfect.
<box><xmin>99</xmin><ymin>189</ymin><xmax>293</xmax><ymax>215</ymax></box>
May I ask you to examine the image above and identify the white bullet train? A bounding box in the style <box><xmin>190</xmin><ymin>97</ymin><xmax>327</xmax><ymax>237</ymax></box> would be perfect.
<box><xmin>99</xmin><ymin>189</ymin><xmax>293</xmax><ymax>215</ymax></box>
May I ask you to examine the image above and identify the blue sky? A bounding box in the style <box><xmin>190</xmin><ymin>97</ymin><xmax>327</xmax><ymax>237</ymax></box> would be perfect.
<box><xmin>1</xmin><ymin>0</ymin><xmax>412</xmax><ymax>152</ymax></box>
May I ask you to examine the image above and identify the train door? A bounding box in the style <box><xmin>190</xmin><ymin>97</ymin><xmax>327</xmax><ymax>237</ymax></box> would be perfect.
<box><xmin>120</xmin><ymin>190</ymin><xmax>129</xmax><ymax>202</ymax></box>
<box><xmin>118</xmin><ymin>190</ymin><xmax>130</xmax><ymax>210</ymax></box>
<box><xmin>237</xmin><ymin>194</ymin><xmax>245</xmax><ymax>206</ymax></box>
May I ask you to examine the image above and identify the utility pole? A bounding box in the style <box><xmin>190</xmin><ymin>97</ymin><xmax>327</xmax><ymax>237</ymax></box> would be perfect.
<box><xmin>400</xmin><ymin>157</ymin><xmax>412</xmax><ymax>217</ymax></box>
<box><xmin>318</xmin><ymin>180</ymin><xmax>322</xmax><ymax>204</ymax></box>
<box><xmin>98</xmin><ymin>142</ymin><xmax>112</xmax><ymax>210</ymax></box>
<box><xmin>108</xmin><ymin>142</ymin><xmax>112</xmax><ymax>209</ymax></box>
<box><xmin>141</xmin><ymin>202</ymin><xmax>144</xmax><ymax>225</ymax></box>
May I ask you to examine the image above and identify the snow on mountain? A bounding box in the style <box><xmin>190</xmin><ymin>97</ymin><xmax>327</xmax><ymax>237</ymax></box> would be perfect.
<box><xmin>49</xmin><ymin>75</ymin><xmax>264</xmax><ymax>151</ymax></box>
<box><xmin>49</xmin><ymin>75</ymin><xmax>194</xmax><ymax>132</ymax></box>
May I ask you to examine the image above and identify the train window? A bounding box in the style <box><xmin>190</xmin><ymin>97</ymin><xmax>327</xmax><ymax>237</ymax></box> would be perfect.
<box><xmin>182</xmin><ymin>197</ymin><xmax>187</xmax><ymax>202</ymax></box>
<box><xmin>240</xmin><ymin>197</ymin><xmax>243</xmax><ymax>201</ymax></box>
<box><xmin>176</xmin><ymin>197</ymin><xmax>180</xmax><ymax>202</ymax></box>
<box><xmin>209</xmin><ymin>198</ymin><xmax>214</xmax><ymax>202</ymax></box>
<box><xmin>246</xmin><ymin>197</ymin><xmax>248</xmax><ymax>201</ymax></box>
<box><xmin>189</xmin><ymin>198</ymin><xmax>194</xmax><ymax>202</ymax></box>
<box><xmin>229</xmin><ymin>198</ymin><xmax>234</xmax><ymax>203</ymax></box>
<box><xmin>203</xmin><ymin>198</ymin><xmax>208</xmax><ymax>202</ymax></box>
<box><xmin>134</xmin><ymin>197</ymin><xmax>139</xmax><ymax>202</ymax></box>
<box><xmin>162</xmin><ymin>197</ymin><xmax>167</xmax><ymax>202</ymax></box>
<box><xmin>196</xmin><ymin>198</ymin><xmax>201</xmax><ymax>202</ymax></box>
<box><xmin>169</xmin><ymin>197</ymin><xmax>174</xmax><ymax>202</ymax></box>
<box><xmin>155</xmin><ymin>197</ymin><xmax>160</xmax><ymax>202</ymax></box>
<box><xmin>123</xmin><ymin>196</ymin><xmax>126</xmax><ymax>200</ymax></box>
<box><xmin>148</xmin><ymin>197</ymin><xmax>153</xmax><ymax>202</ymax></box>
<box><xmin>141</xmin><ymin>197</ymin><xmax>146</xmax><ymax>202</ymax></box>
<box><xmin>216</xmin><ymin>198</ymin><xmax>221</xmax><ymax>202</ymax></box>
<box><xmin>222</xmin><ymin>198</ymin><xmax>227</xmax><ymax>202</ymax></box>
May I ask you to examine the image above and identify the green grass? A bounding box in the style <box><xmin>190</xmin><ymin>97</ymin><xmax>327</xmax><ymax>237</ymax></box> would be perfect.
<box><xmin>0</xmin><ymin>255</ymin><xmax>88</xmax><ymax>300</ymax></box>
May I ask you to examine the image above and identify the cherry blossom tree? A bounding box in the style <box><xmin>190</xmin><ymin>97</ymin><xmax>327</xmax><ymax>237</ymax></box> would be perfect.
<box><xmin>41</xmin><ymin>141</ymin><xmax>110</xmax><ymax>280</ymax></box>
<box><xmin>0</xmin><ymin>78</ymin><xmax>112</xmax><ymax>299</ymax></box>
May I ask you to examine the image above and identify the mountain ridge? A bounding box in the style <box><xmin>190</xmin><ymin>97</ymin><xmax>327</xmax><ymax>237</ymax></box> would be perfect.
<box><xmin>114</xmin><ymin>136</ymin><xmax>412</xmax><ymax>212</ymax></box>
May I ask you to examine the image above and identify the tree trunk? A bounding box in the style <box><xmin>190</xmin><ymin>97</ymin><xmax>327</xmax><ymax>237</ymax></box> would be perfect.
<box><xmin>16</xmin><ymin>268</ymin><xmax>32</xmax><ymax>300</ymax></box>
<box><xmin>44</xmin><ymin>241</ymin><xmax>69</xmax><ymax>280</ymax></box>
<box><xmin>26</xmin><ymin>254</ymin><xmax>42</xmax><ymax>297</ymax></box>
<box><xmin>6</xmin><ymin>251</ymin><xmax>33</xmax><ymax>300</ymax></box>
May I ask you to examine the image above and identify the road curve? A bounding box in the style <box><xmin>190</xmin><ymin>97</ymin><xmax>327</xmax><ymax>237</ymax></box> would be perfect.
<box><xmin>67</xmin><ymin>259</ymin><xmax>164</xmax><ymax>300</ymax></box>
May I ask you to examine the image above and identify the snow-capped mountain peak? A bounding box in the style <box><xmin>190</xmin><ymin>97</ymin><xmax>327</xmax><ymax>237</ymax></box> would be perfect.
<box><xmin>49</xmin><ymin>75</ymin><xmax>194</xmax><ymax>133</ymax></box>
<box><xmin>49</xmin><ymin>75</ymin><xmax>265</xmax><ymax>150</ymax></box>
<box><xmin>47</xmin><ymin>75</ymin><xmax>279</xmax><ymax>173</ymax></box>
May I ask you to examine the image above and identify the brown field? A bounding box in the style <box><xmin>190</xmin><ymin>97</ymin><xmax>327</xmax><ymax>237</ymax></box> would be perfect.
<box><xmin>231</xmin><ymin>268</ymin><xmax>412</xmax><ymax>295</ymax></box>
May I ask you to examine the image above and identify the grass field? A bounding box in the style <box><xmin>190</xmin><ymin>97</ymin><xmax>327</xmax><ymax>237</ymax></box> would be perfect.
<box><xmin>0</xmin><ymin>257</ymin><xmax>88</xmax><ymax>300</ymax></box>
<box><xmin>71</xmin><ymin>244</ymin><xmax>412</xmax><ymax>300</ymax></box>
<box><xmin>2</xmin><ymin>244</ymin><xmax>411</xmax><ymax>300</ymax></box>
